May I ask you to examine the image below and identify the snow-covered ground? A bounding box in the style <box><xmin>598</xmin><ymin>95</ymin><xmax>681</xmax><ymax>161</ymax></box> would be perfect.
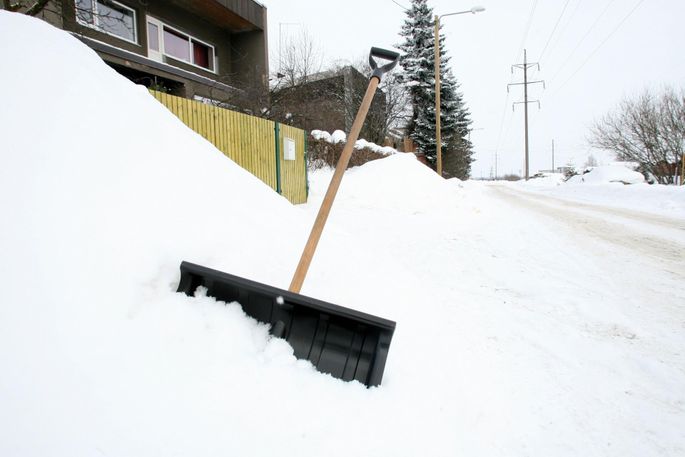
<box><xmin>1</xmin><ymin>12</ymin><xmax>684</xmax><ymax>457</ymax></box>
<box><xmin>512</xmin><ymin>164</ymin><xmax>685</xmax><ymax>220</ymax></box>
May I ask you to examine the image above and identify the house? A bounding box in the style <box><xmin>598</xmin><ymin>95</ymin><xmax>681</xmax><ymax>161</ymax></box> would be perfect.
<box><xmin>272</xmin><ymin>66</ymin><xmax>388</xmax><ymax>144</ymax></box>
<box><xmin>17</xmin><ymin>0</ymin><xmax>268</xmax><ymax>108</ymax></box>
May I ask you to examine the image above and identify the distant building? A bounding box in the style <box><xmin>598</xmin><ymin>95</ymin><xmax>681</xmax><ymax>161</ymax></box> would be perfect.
<box><xmin>272</xmin><ymin>66</ymin><xmax>388</xmax><ymax>144</ymax></box>
<box><xmin>538</xmin><ymin>166</ymin><xmax>574</xmax><ymax>175</ymax></box>
<box><xmin>17</xmin><ymin>0</ymin><xmax>268</xmax><ymax>106</ymax></box>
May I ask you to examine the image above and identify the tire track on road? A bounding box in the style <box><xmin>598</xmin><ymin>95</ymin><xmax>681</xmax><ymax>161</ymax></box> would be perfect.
<box><xmin>488</xmin><ymin>186</ymin><xmax>685</xmax><ymax>277</ymax></box>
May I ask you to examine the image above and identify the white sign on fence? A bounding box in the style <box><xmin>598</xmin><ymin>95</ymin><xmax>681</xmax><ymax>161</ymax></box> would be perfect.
<box><xmin>284</xmin><ymin>137</ymin><xmax>296</xmax><ymax>161</ymax></box>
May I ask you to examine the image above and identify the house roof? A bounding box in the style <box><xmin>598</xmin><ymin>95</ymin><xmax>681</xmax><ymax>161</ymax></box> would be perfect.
<box><xmin>168</xmin><ymin>0</ymin><xmax>265</xmax><ymax>32</ymax></box>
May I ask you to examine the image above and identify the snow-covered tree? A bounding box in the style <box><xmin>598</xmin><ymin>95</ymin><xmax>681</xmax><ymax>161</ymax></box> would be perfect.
<box><xmin>397</xmin><ymin>0</ymin><xmax>473</xmax><ymax>178</ymax></box>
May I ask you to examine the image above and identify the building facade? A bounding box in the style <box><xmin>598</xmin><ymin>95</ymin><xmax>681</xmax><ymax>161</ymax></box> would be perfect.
<box><xmin>272</xmin><ymin>66</ymin><xmax>388</xmax><ymax>144</ymax></box>
<box><xmin>21</xmin><ymin>0</ymin><xmax>268</xmax><ymax>108</ymax></box>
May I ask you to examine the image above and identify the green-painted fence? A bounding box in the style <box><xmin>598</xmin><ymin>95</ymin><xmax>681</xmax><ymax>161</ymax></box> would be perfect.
<box><xmin>150</xmin><ymin>90</ymin><xmax>308</xmax><ymax>204</ymax></box>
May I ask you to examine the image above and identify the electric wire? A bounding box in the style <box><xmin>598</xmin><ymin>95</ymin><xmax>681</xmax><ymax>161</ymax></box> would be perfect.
<box><xmin>515</xmin><ymin>0</ymin><xmax>539</xmax><ymax>61</ymax></box>
<box><xmin>494</xmin><ymin>0</ymin><xmax>539</xmax><ymax>174</ymax></box>
<box><xmin>538</xmin><ymin>0</ymin><xmax>572</xmax><ymax>63</ymax></box>
<box><xmin>496</xmin><ymin>0</ymin><xmax>537</xmax><ymax>162</ymax></box>
<box><xmin>543</xmin><ymin>0</ymin><xmax>584</xmax><ymax>62</ymax></box>
<box><xmin>390</xmin><ymin>0</ymin><xmax>408</xmax><ymax>11</ymax></box>
<box><xmin>553</xmin><ymin>0</ymin><xmax>645</xmax><ymax>95</ymax></box>
<box><xmin>548</xmin><ymin>0</ymin><xmax>618</xmax><ymax>85</ymax></box>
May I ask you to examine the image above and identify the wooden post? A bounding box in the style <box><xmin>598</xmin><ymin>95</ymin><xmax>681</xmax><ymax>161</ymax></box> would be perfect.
<box><xmin>434</xmin><ymin>15</ymin><xmax>443</xmax><ymax>177</ymax></box>
<box><xmin>289</xmin><ymin>76</ymin><xmax>381</xmax><ymax>293</ymax></box>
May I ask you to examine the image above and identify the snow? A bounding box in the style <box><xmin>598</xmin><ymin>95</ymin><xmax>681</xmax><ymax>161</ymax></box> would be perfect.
<box><xmin>512</xmin><ymin>164</ymin><xmax>685</xmax><ymax>219</ymax></box>
<box><xmin>567</xmin><ymin>163</ymin><xmax>646</xmax><ymax>185</ymax></box>
<box><xmin>2</xmin><ymin>12</ymin><xmax>685</xmax><ymax>457</ymax></box>
<box><xmin>312</xmin><ymin>129</ymin><xmax>399</xmax><ymax>155</ymax></box>
<box><xmin>330</xmin><ymin>129</ymin><xmax>347</xmax><ymax>144</ymax></box>
<box><xmin>310</xmin><ymin>129</ymin><xmax>332</xmax><ymax>142</ymax></box>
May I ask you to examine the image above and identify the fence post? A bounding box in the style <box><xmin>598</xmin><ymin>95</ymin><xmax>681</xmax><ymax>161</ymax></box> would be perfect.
<box><xmin>274</xmin><ymin>122</ymin><xmax>282</xmax><ymax>195</ymax></box>
<box><xmin>304</xmin><ymin>134</ymin><xmax>309</xmax><ymax>199</ymax></box>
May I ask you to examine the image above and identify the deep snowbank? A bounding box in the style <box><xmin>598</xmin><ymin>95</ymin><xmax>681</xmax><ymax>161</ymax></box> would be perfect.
<box><xmin>2</xmin><ymin>11</ymin><xmax>684</xmax><ymax>457</ymax></box>
<box><xmin>513</xmin><ymin>163</ymin><xmax>685</xmax><ymax>218</ymax></box>
<box><xmin>0</xmin><ymin>11</ymin><xmax>368</xmax><ymax>457</ymax></box>
<box><xmin>567</xmin><ymin>163</ymin><xmax>645</xmax><ymax>185</ymax></box>
<box><xmin>0</xmin><ymin>12</ymin><xmax>466</xmax><ymax>457</ymax></box>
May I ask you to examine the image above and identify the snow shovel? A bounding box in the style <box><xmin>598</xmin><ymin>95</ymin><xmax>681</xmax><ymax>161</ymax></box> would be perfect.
<box><xmin>177</xmin><ymin>47</ymin><xmax>399</xmax><ymax>387</ymax></box>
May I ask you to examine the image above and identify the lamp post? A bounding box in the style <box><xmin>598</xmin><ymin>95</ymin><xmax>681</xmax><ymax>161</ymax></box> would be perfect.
<box><xmin>434</xmin><ymin>6</ymin><xmax>485</xmax><ymax>177</ymax></box>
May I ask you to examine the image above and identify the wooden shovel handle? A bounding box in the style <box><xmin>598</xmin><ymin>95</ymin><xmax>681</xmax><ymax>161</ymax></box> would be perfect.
<box><xmin>289</xmin><ymin>76</ymin><xmax>381</xmax><ymax>293</ymax></box>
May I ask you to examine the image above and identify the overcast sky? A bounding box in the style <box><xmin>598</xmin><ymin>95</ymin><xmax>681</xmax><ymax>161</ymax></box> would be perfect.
<box><xmin>262</xmin><ymin>0</ymin><xmax>684</xmax><ymax>178</ymax></box>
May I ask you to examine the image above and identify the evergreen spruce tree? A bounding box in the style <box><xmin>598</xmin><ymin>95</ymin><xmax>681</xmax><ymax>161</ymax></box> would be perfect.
<box><xmin>398</xmin><ymin>0</ymin><xmax>474</xmax><ymax>178</ymax></box>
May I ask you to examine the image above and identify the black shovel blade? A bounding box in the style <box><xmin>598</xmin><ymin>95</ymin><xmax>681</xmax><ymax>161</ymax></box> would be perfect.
<box><xmin>177</xmin><ymin>261</ymin><xmax>395</xmax><ymax>387</ymax></box>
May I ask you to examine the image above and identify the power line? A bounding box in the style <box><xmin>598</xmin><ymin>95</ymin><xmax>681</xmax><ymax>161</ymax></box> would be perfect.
<box><xmin>494</xmin><ymin>65</ymin><xmax>522</xmax><ymax>165</ymax></box>
<box><xmin>390</xmin><ymin>0</ymin><xmax>408</xmax><ymax>11</ymax></box>
<box><xmin>547</xmin><ymin>0</ymin><xmax>617</xmax><ymax>85</ymax></box>
<box><xmin>496</xmin><ymin>0</ymin><xmax>538</xmax><ymax>162</ymax></box>
<box><xmin>538</xmin><ymin>0</ymin><xmax>572</xmax><ymax>62</ymax></box>
<box><xmin>494</xmin><ymin>86</ymin><xmax>512</xmax><ymax>160</ymax></box>
<box><xmin>516</xmin><ymin>0</ymin><xmax>539</xmax><ymax>61</ymax></box>
<box><xmin>553</xmin><ymin>0</ymin><xmax>645</xmax><ymax>94</ymax></box>
<box><xmin>543</xmin><ymin>0</ymin><xmax>584</xmax><ymax>61</ymax></box>
<box><xmin>495</xmin><ymin>0</ymin><xmax>541</xmax><ymax>172</ymax></box>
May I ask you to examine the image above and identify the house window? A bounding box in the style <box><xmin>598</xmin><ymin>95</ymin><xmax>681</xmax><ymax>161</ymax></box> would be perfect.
<box><xmin>163</xmin><ymin>27</ymin><xmax>190</xmax><ymax>62</ymax></box>
<box><xmin>75</xmin><ymin>0</ymin><xmax>137</xmax><ymax>44</ymax></box>
<box><xmin>147</xmin><ymin>17</ymin><xmax>216</xmax><ymax>73</ymax></box>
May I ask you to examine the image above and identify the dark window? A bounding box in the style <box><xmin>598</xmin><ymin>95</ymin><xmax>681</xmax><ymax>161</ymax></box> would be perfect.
<box><xmin>192</xmin><ymin>40</ymin><xmax>210</xmax><ymax>70</ymax></box>
<box><xmin>75</xmin><ymin>0</ymin><xmax>137</xmax><ymax>43</ymax></box>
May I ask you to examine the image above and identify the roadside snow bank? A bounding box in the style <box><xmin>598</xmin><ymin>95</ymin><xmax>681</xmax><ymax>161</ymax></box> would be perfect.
<box><xmin>512</xmin><ymin>164</ymin><xmax>684</xmax><ymax>218</ymax></box>
<box><xmin>0</xmin><ymin>11</ymin><xmax>467</xmax><ymax>457</ymax></box>
<box><xmin>0</xmin><ymin>11</ymin><xmax>375</xmax><ymax>457</ymax></box>
<box><xmin>567</xmin><ymin>163</ymin><xmax>645</xmax><ymax>184</ymax></box>
<box><xmin>525</xmin><ymin>172</ymin><xmax>566</xmax><ymax>187</ymax></box>
<box><xmin>3</xmin><ymin>11</ymin><xmax>684</xmax><ymax>457</ymax></box>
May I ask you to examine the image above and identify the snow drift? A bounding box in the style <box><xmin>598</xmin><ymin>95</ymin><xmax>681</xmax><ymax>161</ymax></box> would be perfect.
<box><xmin>2</xmin><ymin>11</ymin><xmax>684</xmax><ymax>457</ymax></box>
<box><xmin>0</xmin><ymin>11</ymin><xmax>376</xmax><ymax>457</ymax></box>
<box><xmin>567</xmin><ymin>163</ymin><xmax>645</xmax><ymax>185</ymax></box>
<box><xmin>0</xmin><ymin>12</ymin><xmax>459</xmax><ymax>457</ymax></box>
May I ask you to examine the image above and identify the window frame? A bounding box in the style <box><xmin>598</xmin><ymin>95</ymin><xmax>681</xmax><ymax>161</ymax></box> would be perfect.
<box><xmin>75</xmin><ymin>0</ymin><xmax>139</xmax><ymax>45</ymax></box>
<box><xmin>146</xmin><ymin>17</ymin><xmax>217</xmax><ymax>74</ymax></box>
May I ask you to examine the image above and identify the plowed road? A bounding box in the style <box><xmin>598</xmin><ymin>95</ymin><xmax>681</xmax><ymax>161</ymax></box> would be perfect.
<box><xmin>489</xmin><ymin>185</ymin><xmax>685</xmax><ymax>278</ymax></box>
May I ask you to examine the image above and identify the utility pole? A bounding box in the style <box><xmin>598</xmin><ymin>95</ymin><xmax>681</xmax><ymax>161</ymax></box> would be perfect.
<box><xmin>495</xmin><ymin>152</ymin><xmax>498</xmax><ymax>179</ymax></box>
<box><xmin>434</xmin><ymin>15</ymin><xmax>442</xmax><ymax>176</ymax></box>
<box><xmin>508</xmin><ymin>49</ymin><xmax>544</xmax><ymax>180</ymax></box>
<box><xmin>552</xmin><ymin>139</ymin><xmax>555</xmax><ymax>171</ymax></box>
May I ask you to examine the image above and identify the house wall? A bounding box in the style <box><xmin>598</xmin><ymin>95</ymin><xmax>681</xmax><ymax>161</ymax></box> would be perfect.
<box><xmin>272</xmin><ymin>67</ymin><xmax>388</xmax><ymax>144</ymax></box>
<box><xmin>32</xmin><ymin>0</ymin><xmax>267</xmax><ymax>103</ymax></box>
<box><xmin>343</xmin><ymin>68</ymin><xmax>387</xmax><ymax>144</ymax></box>
<box><xmin>274</xmin><ymin>75</ymin><xmax>347</xmax><ymax>134</ymax></box>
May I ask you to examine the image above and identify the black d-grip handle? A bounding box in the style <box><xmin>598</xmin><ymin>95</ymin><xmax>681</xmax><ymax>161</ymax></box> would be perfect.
<box><xmin>369</xmin><ymin>47</ymin><xmax>400</xmax><ymax>80</ymax></box>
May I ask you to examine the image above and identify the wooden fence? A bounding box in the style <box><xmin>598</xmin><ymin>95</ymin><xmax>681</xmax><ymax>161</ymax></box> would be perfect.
<box><xmin>149</xmin><ymin>90</ymin><xmax>308</xmax><ymax>204</ymax></box>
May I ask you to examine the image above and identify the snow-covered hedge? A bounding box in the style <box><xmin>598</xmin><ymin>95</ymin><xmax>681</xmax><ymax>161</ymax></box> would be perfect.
<box><xmin>308</xmin><ymin>129</ymin><xmax>398</xmax><ymax>170</ymax></box>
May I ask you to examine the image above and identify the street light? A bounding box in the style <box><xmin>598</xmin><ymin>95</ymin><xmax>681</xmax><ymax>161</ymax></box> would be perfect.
<box><xmin>434</xmin><ymin>5</ymin><xmax>485</xmax><ymax>177</ymax></box>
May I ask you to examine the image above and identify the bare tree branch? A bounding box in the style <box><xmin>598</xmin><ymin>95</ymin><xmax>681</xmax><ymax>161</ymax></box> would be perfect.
<box><xmin>589</xmin><ymin>86</ymin><xmax>685</xmax><ymax>184</ymax></box>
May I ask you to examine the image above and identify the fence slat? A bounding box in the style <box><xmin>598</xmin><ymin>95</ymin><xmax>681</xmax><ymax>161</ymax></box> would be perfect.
<box><xmin>148</xmin><ymin>90</ymin><xmax>305</xmax><ymax>203</ymax></box>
